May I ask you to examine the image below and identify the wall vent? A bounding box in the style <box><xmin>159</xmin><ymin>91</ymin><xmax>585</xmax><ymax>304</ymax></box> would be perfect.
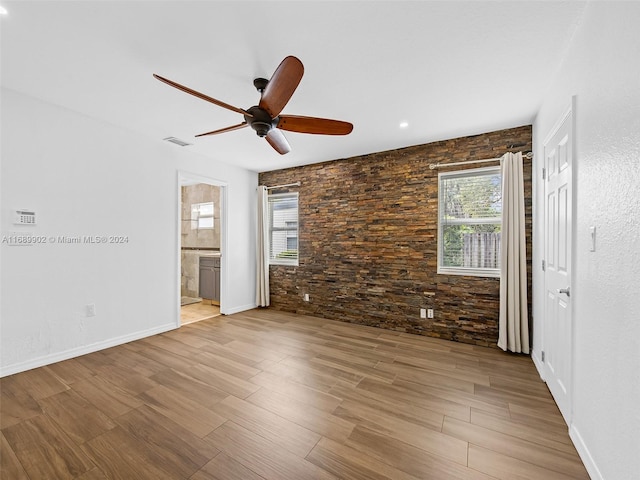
<box><xmin>163</xmin><ymin>136</ymin><xmax>192</xmax><ymax>147</ymax></box>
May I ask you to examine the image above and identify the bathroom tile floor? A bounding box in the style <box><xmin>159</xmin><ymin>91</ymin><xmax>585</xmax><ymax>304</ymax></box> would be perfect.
<box><xmin>180</xmin><ymin>301</ymin><xmax>221</xmax><ymax>325</ymax></box>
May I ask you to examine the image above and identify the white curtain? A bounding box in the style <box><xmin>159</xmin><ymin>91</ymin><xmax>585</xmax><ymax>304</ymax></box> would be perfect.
<box><xmin>498</xmin><ymin>152</ymin><xmax>529</xmax><ymax>353</ymax></box>
<box><xmin>256</xmin><ymin>185</ymin><xmax>270</xmax><ymax>307</ymax></box>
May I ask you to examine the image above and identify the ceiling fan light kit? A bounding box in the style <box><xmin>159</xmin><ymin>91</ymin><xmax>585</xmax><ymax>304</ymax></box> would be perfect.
<box><xmin>154</xmin><ymin>56</ymin><xmax>353</xmax><ymax>155</ymax></box>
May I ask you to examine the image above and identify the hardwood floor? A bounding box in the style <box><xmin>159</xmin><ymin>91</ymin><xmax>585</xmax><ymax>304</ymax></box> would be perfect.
<box><xmin>0</xmin><ymin>309</ymin><xmax>590</xmax><ymax>479</ymax></box>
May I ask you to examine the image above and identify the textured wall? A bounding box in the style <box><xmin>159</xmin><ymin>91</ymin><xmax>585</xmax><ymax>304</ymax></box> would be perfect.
<box><xmin>260</xmin><ymin>125</ymin><xmax>532</xmax><ymax>347</ymax></box>
<box><xmin>533</xmin><ymin>3</ymin><xmax>640</xmax><ymax>478</ymax></box>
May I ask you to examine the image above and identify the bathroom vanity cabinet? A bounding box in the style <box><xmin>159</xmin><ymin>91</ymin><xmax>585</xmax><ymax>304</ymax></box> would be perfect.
<box><xmin>199</xmin><ymin>255</ymin><xmax>220</xmax><ymax>304</ymax></box>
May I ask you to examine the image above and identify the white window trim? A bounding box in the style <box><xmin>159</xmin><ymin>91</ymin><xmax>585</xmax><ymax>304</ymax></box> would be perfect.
<box><xmin>438</xmin><ymin>265</ymin><xmax>501</xmax><ymax>278</ymax></box>
<box><xmin>437</xmin><ymin>165</ymin><xmax>501</xmax><ymax>278</ymax></box>
<box><xmin>268</xmin><ymin>192</ymin><xmax>299</xmax><ymax>266</ymax></box>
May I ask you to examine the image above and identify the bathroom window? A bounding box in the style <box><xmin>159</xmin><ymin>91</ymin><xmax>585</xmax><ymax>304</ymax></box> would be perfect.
<box><xmin>438</xmin><ymin>166</ymin><xmax>501</xmax><ymax>277</ymax></box>
<box><xmin>191</xmin><ymin>202</ymin><xmax>214</xmax><ymax>230</ymax></box>
<box><xmin>268</xmin><ymin>193</ymin><xmax>298</xmax><ymax>265</ymax></box>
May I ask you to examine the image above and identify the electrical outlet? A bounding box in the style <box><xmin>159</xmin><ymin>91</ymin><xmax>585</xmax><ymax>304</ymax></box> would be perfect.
<box><xmin>303</xmin><ymin>293</ymin><xmax>310</xmax><ymax>302</ymax></box>
<box><xmin>427</xmin><ymin>308</ymin><xmax>434</xmax><ymax>319</ymax></box>
<box><xmin>86</xmin><ymin>303</ymin><xmax>96</xmax><ymax>317</ymax></box>
<box><xmin>420</xmin><ymin>308</ymin><xmax>427</xmax><ymax>319</ymax></box>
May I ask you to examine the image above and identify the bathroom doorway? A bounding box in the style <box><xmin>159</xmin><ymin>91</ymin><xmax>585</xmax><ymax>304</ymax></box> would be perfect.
<box><xmin>177</xmin><ymin>172</ymin><xmax>226</xmax><ymax>326</ymax></box>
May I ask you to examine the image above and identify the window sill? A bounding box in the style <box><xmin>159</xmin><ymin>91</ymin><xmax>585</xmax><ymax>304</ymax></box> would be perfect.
<box><xmin>269</xmin><ymin>259</ymin><xmax>299</xmax><ymax>267</ymax></box>
<box><xmin>437</xmin><ymin>267</ymin><xmax>500</xmax><ymax>278</ymax></box>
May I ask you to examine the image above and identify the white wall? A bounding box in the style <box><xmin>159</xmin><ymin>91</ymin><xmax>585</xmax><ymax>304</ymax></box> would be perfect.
<box><xmin>0</xmin><ymin>88</ymin><xmax>258</xmax><ymax>376</ymax></box>
<box><xmin>533</xmin><ymin>3</ymin><xmax>640</xmax><ymax>479</ymax></box>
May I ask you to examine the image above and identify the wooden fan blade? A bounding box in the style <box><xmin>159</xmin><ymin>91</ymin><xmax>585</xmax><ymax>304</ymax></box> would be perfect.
<box><xmin>195</xmin><ymin>122</ymin><xmax>248</xmax><ymax>137</ymax></box>
<box><xmin>266</xmin><ymin>129</ymin><xmax>291</xmax><ymax>155</ymax></box>
<box><xmin>259</xmin><ymin>56</ymin><xmax>304</xmax><ymax>118</ymax></box>
<box><xmin>277</xmin><ymin>115</ymin><xmax>353</xmax><ymax>135</ymax></box>
<box><xmin>153</xmin><ymin>74</ymin><xmax>251</xmax><ymax>117</ymax></box>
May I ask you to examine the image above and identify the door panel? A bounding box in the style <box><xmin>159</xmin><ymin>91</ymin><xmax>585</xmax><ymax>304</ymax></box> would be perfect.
<box><xmin>558</xmin><ymin>183</ymin><xmax>569</xmax><ymax>272</ymax></box>
<box><xmin>547</xmin><ymin>191</ymin><xmax>556</xmax><ymax>270</ymax></box>
<box><xmin>544</xmin><ymin>106</ymin><xmax>573</xmax><ymax>424</ymax></box>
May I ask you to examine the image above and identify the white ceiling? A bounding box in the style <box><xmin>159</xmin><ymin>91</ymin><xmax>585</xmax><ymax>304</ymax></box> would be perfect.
<box><xmin>1</xmin><ymin>1</ymin><xmax>586</xmax><ymax>172</ymax></box>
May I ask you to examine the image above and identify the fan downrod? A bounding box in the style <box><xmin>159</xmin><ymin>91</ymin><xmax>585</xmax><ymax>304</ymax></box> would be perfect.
<box><xmin>253</xmin><ymin>77</ymin><xmax>269</xmax><ymax>93</ymax></box>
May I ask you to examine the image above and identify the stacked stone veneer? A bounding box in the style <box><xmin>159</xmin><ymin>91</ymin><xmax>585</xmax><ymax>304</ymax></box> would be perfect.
<box><xmin>259</xmin><ymin>125</ymin><xmax>532</xmax><ymax>347</ymax></box>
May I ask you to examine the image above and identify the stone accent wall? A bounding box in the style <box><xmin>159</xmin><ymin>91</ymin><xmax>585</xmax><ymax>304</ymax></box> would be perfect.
<box><xmin>259</xmin><ymin>125</ymin><xmax>532</xmax><ymax>347</ymax></box>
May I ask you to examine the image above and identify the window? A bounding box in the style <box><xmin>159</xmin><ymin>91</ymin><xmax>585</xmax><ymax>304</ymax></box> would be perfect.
<box><xmin>438</xmin><ymin>166</ymin><xmax>501</xmax><ymax>277</ymax></box>
<box><xmin>191</xmin><ymin>202</ymin><xmax>214</xmax><ymax>230</ymax></box>
<box><xmin>268</xmin><ymin>192</ymin><xmax>298</xmax><ymax>265</ymax></box>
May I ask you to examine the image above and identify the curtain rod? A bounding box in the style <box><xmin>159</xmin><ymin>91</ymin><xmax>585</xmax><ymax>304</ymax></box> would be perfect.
<box><xmin>429</xmin><ymin>151</ymin><xmax>533</xmax><ymax>170</ymax></box>
<box><xmin>266</xmin><ymin>181</ymin><xmax>301</xmax><ymax>190</ymax></box>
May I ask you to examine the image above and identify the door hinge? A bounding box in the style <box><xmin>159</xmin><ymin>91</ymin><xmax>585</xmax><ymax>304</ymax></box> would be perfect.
<box><xmin>542</xmin><ymin>167</ymin><xmax>546</xmax><ymax>180</ymax></box>
<box><xmin>542</xmin><ymin>259</ymin><xmax>546</xmax><ymax>271</ymax></box>
<box><xmin>541</xmin><ymin>351</ymin><xmax>545</xmax><ymax>362</ymax></box>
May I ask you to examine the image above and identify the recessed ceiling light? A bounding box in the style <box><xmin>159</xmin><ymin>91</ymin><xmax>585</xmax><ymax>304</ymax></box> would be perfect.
<box><xmin>399</xmin><ymin>122</ymin><xmax>409</xmax><ymax>128</ymax></box>
<box><xmin>0</xmin><ymin>6</ymin><xmax>8</xmax><ymax>15</ymax></box>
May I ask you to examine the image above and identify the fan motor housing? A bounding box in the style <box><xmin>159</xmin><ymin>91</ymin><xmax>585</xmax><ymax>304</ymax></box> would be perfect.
<box><xmin>245</xmin><ymin>106</ymin><xmax>276</xmax><ymax>137</ymax></box>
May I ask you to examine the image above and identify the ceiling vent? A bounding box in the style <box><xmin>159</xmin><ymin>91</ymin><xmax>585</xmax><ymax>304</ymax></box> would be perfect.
<box><xmin>163</xmin><ymin>136</ymin><xmax>192</xmax><ymax>147</ymax></box>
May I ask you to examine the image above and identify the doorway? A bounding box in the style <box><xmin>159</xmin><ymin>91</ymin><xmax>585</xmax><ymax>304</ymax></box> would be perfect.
<box><xmin>177</xmin><ymin>172</ymin><xmax>227</xmax><ymax>326</ymax></box>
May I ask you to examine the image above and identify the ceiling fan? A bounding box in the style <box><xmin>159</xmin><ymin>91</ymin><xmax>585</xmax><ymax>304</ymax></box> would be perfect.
<box><xmin>153</xmin><ymin>56</ymin><xmax>353</xmax><ymax>155</ymax></box>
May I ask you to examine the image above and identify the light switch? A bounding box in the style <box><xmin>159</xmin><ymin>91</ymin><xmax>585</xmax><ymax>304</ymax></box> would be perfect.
<box><xmin>589</xmin><ymin>226</ymin><xmax>596</xmax><ymax>252</ymax></box>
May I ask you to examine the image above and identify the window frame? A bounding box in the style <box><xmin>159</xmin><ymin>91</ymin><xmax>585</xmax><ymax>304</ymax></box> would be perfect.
<box><xmin>191</xmin><ymin>201</ymin><xmax>214</xmax><ymax>230</ymax></box>
<box><xmin>437</xmin><ymin>165</ymin><xmax>502</xmax><ymax>278</ymax></box>
<box><xmin>268</xmin><ymin>192</ymin><xmax>299</xmax><ymax>266</ymax></box>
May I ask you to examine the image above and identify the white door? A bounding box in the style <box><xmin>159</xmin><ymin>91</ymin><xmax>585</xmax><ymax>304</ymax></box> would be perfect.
<box><xmin>543</xmin><ymin>105</ymin><xmax>573</xmax><ymax>424</ymax></box>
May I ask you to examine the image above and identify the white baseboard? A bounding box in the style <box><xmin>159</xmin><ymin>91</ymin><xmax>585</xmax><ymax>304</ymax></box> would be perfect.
<box><xmin>570</xmin><ymin>424</ymin><xmax>602</xmax><ymax>480</ymax></box>
<box><xmin>0</xmin><ymin>322</ymin><xmax>177</xmax><ymax>377</ymax></box>
<box><xmin>221</xmin><ymin>303</ymin><xmax>257</xmax><ymax>315</ymax></box>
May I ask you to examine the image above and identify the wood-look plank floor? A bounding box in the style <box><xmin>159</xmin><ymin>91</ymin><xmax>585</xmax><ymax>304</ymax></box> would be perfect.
<box><xmin>0</xmin><ymin>309</ymin><xmax>590</xmax><ymax>480</ymax></box>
